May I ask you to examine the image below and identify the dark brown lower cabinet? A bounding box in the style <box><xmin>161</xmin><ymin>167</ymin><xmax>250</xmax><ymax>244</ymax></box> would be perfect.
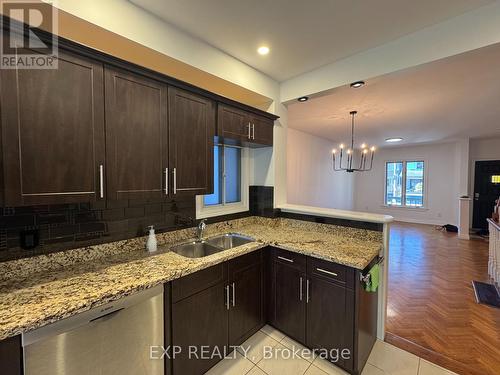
<box><xmin>171</xmin><ymin>281</ymin><xmax>229</xmax><ymax>375</ymax></box>
<box><xmin>0</xmin><ymin>335</ymin><xmax>23</xmax><ymax>375</ymax></box>
<box><xmin>170</xmin><ymin>251</ymin><xmax>264</xmax><ymax>374</ymax></box>
<box><xmin>228</xmin><ymin>251</ymin><xmax>264</xmax><ymax>346</ymax></box>
<box><xmin>306</xmin><ymin>273</ymin><xmax>355</xmax><ymax>371</ymax></box>
<box><xmin>272</xmin><ymin>250</ymin><xmax>306</xmax><ymax>344</ymax></box>
<box><xmin>267</xmin><ymin>247</ymin><xmax>378</xmax><ymax>375</ymax></box>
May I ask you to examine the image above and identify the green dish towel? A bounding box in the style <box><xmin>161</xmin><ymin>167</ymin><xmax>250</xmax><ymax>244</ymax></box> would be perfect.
<box><xmin>364</xmin><ymin>263</ymin><xmax>380</xmax><ymax>292</ymax></box>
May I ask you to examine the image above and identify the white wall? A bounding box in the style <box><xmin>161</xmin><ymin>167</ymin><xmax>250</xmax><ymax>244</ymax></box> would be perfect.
<box><xmin>287</xmin><ymin>129</ymin><xmax>354</xmax><ymax>210</ymax></box>
<box><xmin>354</xmin><ymin>142</ymin><xmax>460</xmax><ymax>225</ymax></box>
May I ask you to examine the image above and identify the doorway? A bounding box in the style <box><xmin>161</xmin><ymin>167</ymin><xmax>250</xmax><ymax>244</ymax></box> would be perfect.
<box><xmin>472</xmin><ymin>160</ymin><xmax>500</xmax><ymax>230</ymax></box>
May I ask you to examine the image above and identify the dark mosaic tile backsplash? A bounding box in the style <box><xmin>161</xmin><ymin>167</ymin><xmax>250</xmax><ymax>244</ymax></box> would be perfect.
<box><xmin>0</xmin><ymin>196</ymin><xmax>197</xmax><ymax>262</ymax></box>
<box><xmin>0</xmin><ymin>186</ymin><xmax>275</xmax><ymax>262</ymax></box>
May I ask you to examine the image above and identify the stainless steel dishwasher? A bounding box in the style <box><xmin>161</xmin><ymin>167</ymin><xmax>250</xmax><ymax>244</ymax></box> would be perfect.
<box><xmin>23</xmin><ymin>285</ymin><xmax>164</xmax><ymax>375</ymax></box>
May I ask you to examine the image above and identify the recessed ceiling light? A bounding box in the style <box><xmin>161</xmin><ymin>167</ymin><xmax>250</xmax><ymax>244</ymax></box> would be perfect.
<box><xmin>350</xmin><ymin>81</ymin><xmax>365</xmax><ymax>89</ymax></box>
<box><xmin>257</xmin><ymin>46</ymin><xmax>270</xmax><ymax>55</ymax></box>
<box><xmin>297</xmin><ymin>96</ymin><xmax>309</xmax><ymax>102</ymax></box>
<box><xmin>385</xmin><ymin>137</ymin><xmax>403</xmax><ymax>143</ymax></box>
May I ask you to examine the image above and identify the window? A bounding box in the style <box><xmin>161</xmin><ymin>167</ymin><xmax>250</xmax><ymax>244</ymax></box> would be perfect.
<box><xmin>197</xmin><ymin>145</ymin><xmax>248</xmax><ymax>218</ymax></box>
<box><xmin>385</xmin><ymin>161</ymin><xmax>425</xmax><ymax>208</ymax></box>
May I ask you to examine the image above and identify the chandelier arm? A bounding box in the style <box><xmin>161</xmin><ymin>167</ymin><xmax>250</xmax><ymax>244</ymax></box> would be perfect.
<box><xmin>331</xmin><ymin>110</ymin><xmax>374</xmax><ymax>173</ymax></box>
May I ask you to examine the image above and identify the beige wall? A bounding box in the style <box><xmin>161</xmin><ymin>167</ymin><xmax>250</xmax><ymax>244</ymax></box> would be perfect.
<box><xmin>354</xmin><ymin>142</ymin><xmax>460</xmax><ymax>225</ymax></box>
<box><xmin>287</xmin><ymin>129</ymin><xmax>354</xmax><ymax>210</ymax></box>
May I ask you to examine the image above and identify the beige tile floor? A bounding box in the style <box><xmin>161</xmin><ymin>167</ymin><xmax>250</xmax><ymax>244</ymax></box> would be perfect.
<box><xmin>205</xmin><ymin>325</ymin><xmax>458</xmax><ymax>375</ymax></box>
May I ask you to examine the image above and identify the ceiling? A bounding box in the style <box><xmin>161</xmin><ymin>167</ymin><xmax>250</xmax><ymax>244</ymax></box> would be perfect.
<box><xmin>287</xmin><ymin>42</ymin><xmax>500</xmax><ymax>147</ymax></box>
<box><xmin>130</xmin><ymin>0</ymin><xmax>493</xmax><ymax>82</ymax></box>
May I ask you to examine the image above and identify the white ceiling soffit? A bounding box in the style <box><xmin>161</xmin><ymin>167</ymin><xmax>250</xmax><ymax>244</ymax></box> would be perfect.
<box><xmin>287</xmin><ymin>43</ymin><xmax>500</xmax><ymax>147</ymax></box>
<box><xmin>130</xmin><ymin>0</ymin><xmax>493</xmax><ymax>82</ymax></box>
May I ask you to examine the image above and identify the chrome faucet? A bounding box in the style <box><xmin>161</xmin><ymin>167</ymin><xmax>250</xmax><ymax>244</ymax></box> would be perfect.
<box><xmin>196</xmin><ymin>219</ymin><xmax>207</xmax><ymax>241</ymax></box>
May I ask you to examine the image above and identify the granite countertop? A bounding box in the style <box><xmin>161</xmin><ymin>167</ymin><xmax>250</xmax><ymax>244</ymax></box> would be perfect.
<box><xmin>0</xmin><ymin>216</ymin><xmax>382</xmax><ymax>341</ymax></box>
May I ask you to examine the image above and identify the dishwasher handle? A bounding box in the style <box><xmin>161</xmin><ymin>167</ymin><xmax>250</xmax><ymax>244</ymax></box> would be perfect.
<box><xmin>89</xmin><ymin>308</ymin><xmax>124</xmax><ymax>323</ymax></box>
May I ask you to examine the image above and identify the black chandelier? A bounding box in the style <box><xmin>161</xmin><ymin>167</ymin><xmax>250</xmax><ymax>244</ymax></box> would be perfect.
<box><xmin>332</xmin><ymin>111</ymin><xmax>375</xmax><ymax>173</ymax></box>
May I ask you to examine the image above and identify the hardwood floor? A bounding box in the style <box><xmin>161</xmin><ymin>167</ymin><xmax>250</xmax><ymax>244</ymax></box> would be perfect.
<box><xmin>385</xmin><ymin>222</ymin><xmax>500</xmax><ymax>375</ymax></box>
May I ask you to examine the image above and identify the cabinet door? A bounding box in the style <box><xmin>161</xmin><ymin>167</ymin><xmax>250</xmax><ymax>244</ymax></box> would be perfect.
<box><xmin>171</xmin><ymin>282</ymin><xmax>228</xmax><ymax>375</ymax></box>
<box><xmin>0</xmin><ymin>49</ymin><xmax>105</xmax><ymax>205</ymax></box>
<box><xmin>168</xmin><ymin>87</ymin><xmax>215</xmax><ymax>195</ymax></box>
<box><xmin>274</xmin><ymin>260</ymin><xmax>306</xmax><ymax>344</ymax></box>
<box><xmin>250</xmin><ymin>114</ymin><xmax>273</xmax><ymax>146</ymax></box>
<box><xmin>105</xmin><ymin>67</ymin><xmax>168</xmax><ymax>200</ymax></box>
<box><xmin>218</xmin><ymin>104</ymin><xmax>251</xmax><ymax>142</ymax></box>
<box><xmin>0</xmin><ymin>335</ymin><xmax>22</xmax><ymax>375</ymax></box>
<box><xmin>228</xmin><ymin>251</ymin><xmax>263</xmax><ymax>346</ymax></box>
<box><xmin>306</xmin><ymin>275</ymin><xmax>354</xmax><ymax>372</ymax></box>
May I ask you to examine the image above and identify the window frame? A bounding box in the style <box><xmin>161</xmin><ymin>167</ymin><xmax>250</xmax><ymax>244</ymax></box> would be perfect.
<box><xmin>196</xmin><ymin>145</ymin><xmax>249</xmax><ymax>219</ymax></box>
<box><xmin>383</xmin><ymin>159</ymin><xmax>427</xmax><ymax>209</ymax></box>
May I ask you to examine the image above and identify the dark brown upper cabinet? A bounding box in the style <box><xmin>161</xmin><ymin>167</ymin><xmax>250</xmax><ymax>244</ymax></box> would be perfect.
<box><xmin>217</xmin><ymin>104</ymin><xmax>274</xmax><ymax>147</ymax></box>
<box><xmin>217</xmin><ymin>104</ymin><xmax>251</xmax><ymax>141</ymax></box>
<box><xmin>0</xmin><ymin>23</ymin><xmax>278</xmax><ymax>206</ymax></box>
<box><xmin>0</xmin><ymin>49</ymin><xmax>105</xmax><ymax>206</ymax></box>
<box><xmin>249</xmin><ymin>114</ymin><xmax>274</xmax><ymax>146</ymax></box>
<box><xmin>104</xmin><ymin>66</ymin><xmax>168</xmax><ymax>200</ymax></box>
<box><xmin>168</xmin><ymin>87</ymin><xmax>215</xmax><ymax>196</ymax></box>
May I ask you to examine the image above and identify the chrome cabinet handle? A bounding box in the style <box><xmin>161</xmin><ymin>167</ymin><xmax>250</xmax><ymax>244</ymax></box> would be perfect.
<box><xmin>252</xmin><ymin>123</ymin><xmax>255</xmax><ymax>140</ymax></box>
<box><xmin>306</xmin><ymin>279</ymin><xmax>310</xmax><ymax>303</ymax></box>
<box><xmin>225</xmin><ymin>285</ymin><xmax>230</xmax><ymax>310</ymax></box>
<box><xmin>232</xmin><ymin>282</ymin><xmax>235</xmax><ymax>307</ymax></box>
<box><xmin>165</xmin><ymin>168</ymin><xmax>169</xmax><ymax>195</ymax></box>
<box><xmin>248</xmin><ymin>122</ymin><xmax>251</xmax><ymax>139</ymax></box>
<box><xmin>99</xmin><ymin>165</ymin><xmax>104</xmax><ymax>199</ymax></box>
<box><xmin>277</xmin><ymin>256</ymin><xmax>294</xmax><ymax>263</ymax></box>
<box><xmin>299</xmin><ymin>277</ymin><xmax>303</xmax><ymax>301</ymax></box>
<box><xmin>316</xmin><ymin>268</ymin><xmax>338</xmax><ymax>277</ymax></box>
<box><xmin>173</xmin><ymin>168</ymin><xmax>177</xmax><ymax>194</ymax></box>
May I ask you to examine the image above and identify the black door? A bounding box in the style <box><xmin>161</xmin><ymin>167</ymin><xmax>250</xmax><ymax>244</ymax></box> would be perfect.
<box><xmin>473</xmin><ymin>160</ymin><xmax>500</xmax><ymax>229</ymax></box>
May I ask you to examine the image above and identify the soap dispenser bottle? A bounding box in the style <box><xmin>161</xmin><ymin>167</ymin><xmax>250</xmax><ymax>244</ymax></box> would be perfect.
<box><xmin>146</xmin><ymin>225</ymin><xmax>158</xmax><ymax>253</ymax></box>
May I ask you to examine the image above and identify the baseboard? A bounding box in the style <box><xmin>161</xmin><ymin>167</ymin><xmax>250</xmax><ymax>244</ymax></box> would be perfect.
<box><xmin>385</xmin><ymin>332</ymin><xmax>481</xmax><ymax>375</ymax></box>
<box><xmin>393</xmin><ymin>217</ymin><xmax>455</xmax><ymax>226</ymax></box>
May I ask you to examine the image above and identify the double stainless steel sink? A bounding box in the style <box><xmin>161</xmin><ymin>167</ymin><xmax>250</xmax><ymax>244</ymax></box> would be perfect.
<box><xmin>171</xmin><ymin>233</ymin><xmax>255</xmax><ymax>258</ymax></box>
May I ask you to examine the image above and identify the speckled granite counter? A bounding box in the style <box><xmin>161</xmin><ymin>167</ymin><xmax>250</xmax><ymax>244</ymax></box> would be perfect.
<box><xmin>0</xmin><ymin>216</ymin><xmax>382</xmax><ymax>341</ymax></box>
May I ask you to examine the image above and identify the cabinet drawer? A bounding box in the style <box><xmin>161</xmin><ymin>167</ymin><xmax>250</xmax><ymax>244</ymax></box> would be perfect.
<box><xmin>307</xmin><ymin>257</ymin><xmax>355</xmax><ymax>289</ymax></box>
<box><xmin>228</xmin><ymin>250</ymin><xmax>262</xmax><ymax>280</ymax></box>
<box><xmin>172</xmin><ymin>263</ymin><xmax>227</xmax><ymax>302</ymax></box>
<box><xmin>273</xmin><ymin>248</ymin><xmax>306</xmax><ymax>271</ymax></box>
